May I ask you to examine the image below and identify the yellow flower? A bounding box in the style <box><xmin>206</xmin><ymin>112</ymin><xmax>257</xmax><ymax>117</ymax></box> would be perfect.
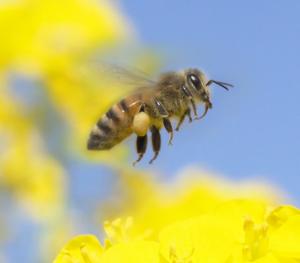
<box><xmin>54</xmin><ymin>219</ymin><xmax>160</xmax><ymax>263</ymax></box>
<box><xmin>99</xmin><ymin>240</ymin><xmax>159</xmax><ymax>263</ymax></box>
<box><xmin>159</xmin><ymin>201</ymin><xmax>300</xmax><ymax>263</ymax></box>
<box><xmin>54</xmin><ymin>174</ymin><xmax>300</xmax><ymax>263</ymax></box>
<box><xmin>267</xmin><ymin>206</ymin><xmax>300</xmax><ymax>259</ymax></box>
<box><xmin>54</xmin><ymin>235</ymin><xmax>104</xmax><ymax>263</ymax></box>
<box><xmin>99</xmin><ymin>169</ymin><xmax>278</xmax><ymax>239</ymax></box>
<box><xmin>54</xmin><ymin>200</ymin><xmax>300</xmax><ymax>263</ymax></box>
<box><xmin>159</xmin><ymin>199</ymin><xmax>264</xmax><ymax>262</ymax></box>
<box><xmin>55</xmin><ymin>234</ymin><xmax>159</xmax><ymax>263</ymax></box>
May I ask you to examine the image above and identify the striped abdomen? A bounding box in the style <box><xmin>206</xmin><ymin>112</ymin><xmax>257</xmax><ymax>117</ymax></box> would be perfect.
<box><xmin>87</xmin><ymin>95</ymin><xmax>142</xmax><ymax>150</ymax></box>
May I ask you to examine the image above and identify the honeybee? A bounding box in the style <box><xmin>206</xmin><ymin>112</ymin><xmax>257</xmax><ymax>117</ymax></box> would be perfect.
<box><xmin>87</xmin><ymin>67</ymin><xmax>233</xmax><ymax>164</ymax></box>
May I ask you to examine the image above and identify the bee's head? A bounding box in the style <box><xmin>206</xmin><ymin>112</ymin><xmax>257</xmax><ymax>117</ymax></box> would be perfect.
<box><xmin>185</xmin><ymin>68</ymin><xmax>211</xmax><ymax>105</ymax></box>
<box><xmin>185</xmin><ymin>68</ymin><xmax>233</xmax><ymax>118</ymax></box>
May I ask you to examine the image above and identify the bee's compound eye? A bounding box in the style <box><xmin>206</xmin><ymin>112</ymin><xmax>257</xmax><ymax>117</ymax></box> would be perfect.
<box><xmin>188</xmin><ymin>74</ymin><xmax>200</xmax><ymax>90</ymax></box>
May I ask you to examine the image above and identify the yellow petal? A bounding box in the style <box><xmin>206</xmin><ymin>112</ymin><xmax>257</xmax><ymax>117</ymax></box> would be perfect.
<box><xmin>99</xmin><ymin>241</ymin><xmax>160</xmax><ymax>263</ymax></box>
<box><xmin>53</xmin><ymin>235</ymin><xmax>104</xmax><ymax>263</ymax></box>
<box><xmin>269</xmin><ymin>215</ymin><xmax>300</xmax><ymax>258</ymax></box>
<box><xmin>212</xmin><ymin>199</ymin><xmax>268</xmax><ymax>241</ymax></box>
<box><xmin>159</xmin><ymin>214</ymin><xmax>237</xmax><ymax>263</ymax></box>
<box><xmin>252</xmin><ymin>253</ymin><xmax>280</xmax><ymax>263</ymax></box>
<box><xmin>267</xmin><ymin>205</ymin><xmax>300</xmax><ymax>229</ymax></box>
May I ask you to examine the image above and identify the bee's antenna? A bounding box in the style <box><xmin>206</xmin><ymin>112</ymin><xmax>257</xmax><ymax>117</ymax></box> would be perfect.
<box><xmin>206</xmin><ymin>80</ymin><xmax>233</xmax><ymax>91</ymax></box>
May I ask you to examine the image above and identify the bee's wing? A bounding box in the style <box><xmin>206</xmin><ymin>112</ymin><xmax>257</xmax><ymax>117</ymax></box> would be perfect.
<box><xmin>83</xmin><ymin>60</ymin><xmax>159</xmax><ymax>111</ymax></box>
<box><xmin>102</xmin><ymin>63</ymin><xmax>157</xmax><ymax>86</ymax></box>
<box><xmin>87</xmin><ymin>60</ymin><xmax>157</xmax><ymax>87</ymax></box>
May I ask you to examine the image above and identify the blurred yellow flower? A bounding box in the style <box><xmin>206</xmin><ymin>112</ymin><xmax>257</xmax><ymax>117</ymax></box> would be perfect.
<box><xmin>0</xmin><ymin>131</ymin><xmax>66</xmax><ymax>220</ymax></box>
<box><xmin>0</xmin><ymin>89</ymin><xmax>65</xmax><ymax>219</ymax></box>
<box><xmin>0</xmin><ymin>0</ymin><xmax>136</xmax><ymax>260</ymax></box>
<box><xmin>0</xmin><ymin>0</ymin><xmax>137</xmax><ymax>163</ymax></box>
<box><xmin>0</xmin><ymin>0</ymin><xmax>133</xmax><ymax>219</ymax></box>
<box><xmin>0</xmin><ymin>0</ymin><xmax>130</xmax><ymax>73</ymax></box>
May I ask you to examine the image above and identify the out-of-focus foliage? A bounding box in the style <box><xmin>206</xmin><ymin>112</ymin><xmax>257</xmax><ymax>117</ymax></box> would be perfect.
<box><xmin>0</xmin><ymin>0</ymin><xmax>134</xmax><ymax>261</ymax></box>
<box><xmin>0</xmin><ymin>0</ymin><xmax>130</xmax><ymax>217</ymax></box>
<box><xmin>55</xmin><ymin>172</ymin><xmax>300</xmax><ymax>263</ymax></box>
<box><xmin>0</xmin><ymin>0</ymin><xmax>129</xmax><ymax>72</ymax></box>
<box><xmin>0</xmin><ymin>85</ymin><xmax>66</xmax><ymax>220</ymax></box>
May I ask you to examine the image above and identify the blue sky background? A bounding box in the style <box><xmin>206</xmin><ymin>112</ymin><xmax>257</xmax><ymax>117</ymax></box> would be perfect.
<box><xmin>117</xmin><ymin>0</ymin><xmax>300</xmax><ymax>202</ymax></box>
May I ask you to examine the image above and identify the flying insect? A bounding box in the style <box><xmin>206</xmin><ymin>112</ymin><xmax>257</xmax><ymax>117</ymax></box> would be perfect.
<box><xmin>87</xmin><ymin>67</ymin><xmax>233</xmax><ymax>164</ymax></box>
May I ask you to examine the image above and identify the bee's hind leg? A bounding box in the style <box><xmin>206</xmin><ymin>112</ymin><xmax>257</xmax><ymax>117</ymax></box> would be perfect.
<box><xmin>149</xmin><ymin>126</ymin><xmax>161</xmax><ymax>164</ymax></box>
<box><xmin>163</xmin><ymin>118</ymin><xmax>173</xmax><ymax>145</ymax></box>
<box><xmin>133</xmin><ymin>134</ymin><xmax>148</xmax><ymax>166</ymax></box>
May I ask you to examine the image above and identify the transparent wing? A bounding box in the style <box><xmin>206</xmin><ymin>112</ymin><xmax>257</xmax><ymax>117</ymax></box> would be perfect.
<box><xmin>87</xmin><ymin>60</ymin><xmax>157</xmax><ymax>87</ymax></box>
<box><xmin>101</xmin><ymin>63</ymin><xmax>156</xmax><ymax>85</ymax></box>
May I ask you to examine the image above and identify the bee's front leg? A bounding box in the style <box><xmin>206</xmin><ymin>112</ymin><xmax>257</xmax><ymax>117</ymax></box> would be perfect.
<box><xmin>181</xmin><ymin>85</ymin><xmax>198</xmax><ymax>119</ymax></box>
<box><xmin>194</xmin><ymin>102</ymin><xmax>212</xmax><ymax>120</ymax></box>
<box><xmin>190</xmin><ymin>100</ymin><xmax>199</xmax><ymax>119</ymax></box>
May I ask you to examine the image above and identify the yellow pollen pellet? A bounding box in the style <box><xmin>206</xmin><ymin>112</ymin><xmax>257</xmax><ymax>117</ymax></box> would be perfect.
<box><xmin>133</xmin><ymin>112</ymin><xmax>150</xmax><ymax>136</ymax></box>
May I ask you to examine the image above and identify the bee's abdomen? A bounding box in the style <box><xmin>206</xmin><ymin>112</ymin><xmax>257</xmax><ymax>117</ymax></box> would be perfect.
<box><xmin>87</xmin><ymin>97</ymin><xmax>141</xmax><ymax>150</ymax></box>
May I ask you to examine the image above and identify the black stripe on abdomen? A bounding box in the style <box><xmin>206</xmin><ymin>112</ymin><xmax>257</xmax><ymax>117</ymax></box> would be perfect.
<box><xmin>97</xmin><ymin>120</ymin><xmax>112</xmax><ymax>135</ymax></box>
<box><xmin>119</xmin><ymin>99</ymin><xmax>129</xmax><ymax>112</ymax></box>
<box><xmin>106</xmin><ymin>107</ymin><xmax>121</xmax><ymax>123</ymax></box>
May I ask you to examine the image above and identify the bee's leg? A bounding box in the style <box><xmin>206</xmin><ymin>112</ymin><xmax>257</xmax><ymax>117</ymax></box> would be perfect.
<box><xmin>175</xmin><ymin>112</ymin><xmax>186</xmax><ymax>131</ymax></box>
<box><xmin>149</xmin><ymin>126</ymin><xmax>161</xmax><ymax>164</ymax></box>
<box><xmin>187</xmin><ymin>108</ymin><xmax>193</xmax><ymax>122</ymax></box>
<box><xmin>163</xmin><ymin>118</ymin><xmax>173</xmax><ymax>145</ymax></box>
<box><xmin>182</xmin><ymin>85</ymin><xmax>198</xmax><ymax>119</ymax></box>
<box><xmin>154</xmin><ymin>98</ymin><xmax>169</xmax><ymax>118</ymax></box>
<box><xmin>190</xmin><ymin>100</ymin><xmax>199</xmax><ymax>119</ymax></box>
<box><xmin>133</xmin><ymin>134</ymin><xmax>148</xmax><ymax>166</ymax></box>
<box><xmin>175</xmin><ymin>108</ymin><xmax>192</xmax><ymax>131</ymax></box>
